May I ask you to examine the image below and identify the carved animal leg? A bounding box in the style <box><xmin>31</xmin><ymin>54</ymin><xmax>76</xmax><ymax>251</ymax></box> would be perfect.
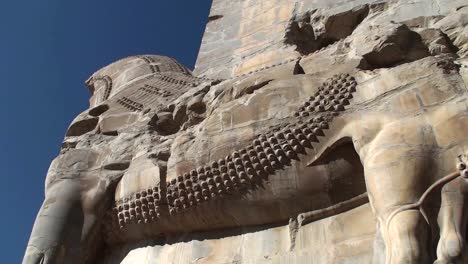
<box><xmin>23</xmin><ymin>179</ymin><xmax>83</xmax><ymax>264</ymax></box>
<box><xmin>435</xmin><ymin>160</ymin><xmax>468</xmax><ymax>264</ymax></box>
<box><xmin>364</xmin><ymin>146</ymin><xmax>433</xmax><ymax>263</ymax></box>
<box><xmin>23</xmin><ymin>149</ymin><xmax>118</xmax><ymax>264</ymax></box>
<box><xmin>385</xmin><ymin>209</ymin><xmax>431</xmax><ymax>263</ymax></box>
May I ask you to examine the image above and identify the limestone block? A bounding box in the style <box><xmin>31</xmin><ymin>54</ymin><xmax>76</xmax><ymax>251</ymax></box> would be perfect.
<box><xmin>114</xmin><ymin>156</ymin><xmax>162</xmax><ymax>201</ymax></box>
<box><xmin>99</xmin><ymin>112</ymin><xmax>139</xmax><ymax>134</ymax></box>
<box><xmin>351</xmin><ymin>23</ymin><xmax>430</xmax><ymax>69</ymax></box>
<box><xmin>101</xmin><ymin>204</ymin><xmax>375</xmax><ymax>264</ymax></box>
<box><xmin>434</xmin><ymin>6</ymin><xmax>468</xmax><ymax>58</ymax></box>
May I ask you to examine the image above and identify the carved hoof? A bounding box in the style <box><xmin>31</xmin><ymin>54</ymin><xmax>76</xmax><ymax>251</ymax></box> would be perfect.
<box><xmin>23</xmin><ymin>246</ymin><xmax>48</xmax><ymax>264</ymax></box>
<box><xmin>434</xmin><ymin>259</ymin><xmax>463</xmax><ymax>264</ymax></box>
<box><xmin>436</xmin><ymin>236</ymin><xmax>466</xmax><ymax>264</ymax></box>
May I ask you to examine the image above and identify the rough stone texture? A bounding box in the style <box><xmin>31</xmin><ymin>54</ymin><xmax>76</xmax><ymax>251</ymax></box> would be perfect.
<box><xmin>102</xmin><ymin>204</ymin><xmax>376</xmax><ymax>264</ymax></box>
<box><xmin>23</xmin><ymin>1</ymin><xmax>468</xmax><ymax>264</ymax></box>
<box><xmin>194</xmin><ymin>0</ymin><xmax>468</xmax><ymax>79</ymax></box>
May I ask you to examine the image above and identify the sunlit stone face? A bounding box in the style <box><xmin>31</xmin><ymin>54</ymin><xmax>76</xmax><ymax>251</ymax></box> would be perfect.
<box><xmin>23</xmin><ymin>1</ymin><xmax>468</xmax><ymax>263</ymax></box>
<box><xmin>86</xmin><ymin>55</ymin><xmax>193</xmax><ymax>107</ymax></box>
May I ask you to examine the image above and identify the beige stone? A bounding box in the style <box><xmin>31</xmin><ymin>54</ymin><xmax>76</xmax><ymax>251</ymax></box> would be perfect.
<box><xmin>99</xmin><ymin>112</ymin><xmax>139</xmax><ymax>134</ymax></box>
<box><xmin>23</xmin><ymin>1</ymin><xmax>468</xmax><ymax>264</ymax></box>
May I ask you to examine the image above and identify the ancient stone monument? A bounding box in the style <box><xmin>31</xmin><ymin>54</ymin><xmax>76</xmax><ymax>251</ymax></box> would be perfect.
<box><xmin>23</xmin><ymin>0</ymin><xmax>468</xmax><ymax>263</ymax></box>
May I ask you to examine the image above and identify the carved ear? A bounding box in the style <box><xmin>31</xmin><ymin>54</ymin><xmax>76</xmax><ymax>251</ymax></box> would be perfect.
<box><xmin>85</xmin><ymin>76</ymin><xmax>95</xmax><ymax>95</ymax></box>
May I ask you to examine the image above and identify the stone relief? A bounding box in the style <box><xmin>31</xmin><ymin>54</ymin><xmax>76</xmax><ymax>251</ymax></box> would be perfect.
<box><xmin>24</xmin><ymin>0</ymin><xmax>468</xmax><ymax>263</ymax></box>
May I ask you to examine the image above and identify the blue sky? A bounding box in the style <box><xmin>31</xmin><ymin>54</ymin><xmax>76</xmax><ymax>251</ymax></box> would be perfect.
<box><xmin>0</xmin><ymin>1</ymin><xmax>212</xmax><ymax>262</ymax></box>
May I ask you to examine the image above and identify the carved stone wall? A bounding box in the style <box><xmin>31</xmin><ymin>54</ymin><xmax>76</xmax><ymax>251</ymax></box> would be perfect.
<box><xmin>194</xmin><ymin>0</ymin><xmax>467</xmax><ymax>79</ymax></box>
<box><xmin>103</xmin><ymin>204</ymin><xmax>376</xmax><ymax>264</ymax></box>
<box><xmin>23</xmin><ymin>0</ymin><xmax>468</xmax><ymax>264</ymax></box>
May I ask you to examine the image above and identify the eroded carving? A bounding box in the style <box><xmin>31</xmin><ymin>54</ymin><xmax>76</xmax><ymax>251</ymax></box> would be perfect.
<box><xmin>107</xmin><ymin>74</ymin><xmax>356</xmax><ymax>230</ymax></box>
<box><xmin>23</xmin><ymin>1</ymin><xmax>468</xmax><ymax>264</ymax></box>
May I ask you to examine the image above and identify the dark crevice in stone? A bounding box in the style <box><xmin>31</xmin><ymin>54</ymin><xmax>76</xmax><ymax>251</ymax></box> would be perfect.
<box><xmin>293</xmin><ymin>60</ymin><xmax>305</xmax><ymax>75</ymax></box>
<box><xmin>187</xmin><ymin>95</ymin><xmax>207</xmax><ymax>114</ymax></box>
<box><xmin>103</xmin><ymin>161</ymin><xmax>130</xmax><ymax>171</ymax></box>
<box><xmin>173</xmin><ymin>105</ymin><xmax>188</xmax><ymax>128</ymax></box>
<box><xmin>148</xmin><ymin>112</ymin><xmax>181</xmax><ymax>135</ymax></box>
<box><xmin>186</xmin><ymin>87</ymin><xmax>210</xmax><ymax>115</ymax></box>
<box><xmin>369</xmin><ymin>2</ymin><xmax>388</xmax><ymax>13</ymax></box>
<box><xmin>102</xmin><ymin>131</ymin><xmax>118</xmax><ymax>136</ymax></box>
<box><xmin>66</xmin><ymin>118</ymin><xmax>99</xmax><ymax>137</ymax></box>
<box><xmin>208</xmin><ymin>15</ymin><xmax>223</xmax><ymax>22</ymax></box>
<box><xmin>317</xmin><ymin>140</ymin><xmax>365</xmax><ymax>205</ymax></box>
<box><xmin>157</xmin><ymin>163</ymin><xmax>169</xmax><ymax>216</ymax></box>
<box><xmin>321</xmin><ymin>5</ymin><xmax>369</xmax><ymax>44</ymax></box>
<box><xmin>426</xmin><ymin>29</ymin><xmax>460</xmax><ymax>55</ymax></box>
<box><xmin>149</xmin><ymin>149</ymin><xmax>171</xmax><ymax>162</ymax></box>
<box><xmin>284</xmin><ymin>13</ymin><xmax>316</xmax><ymax>55</ymax></box>
<box><xmin>89</xmin><ymin>104</ymin><xmax>109</xmax><ymax>117</ymax></box>
<box><xmin>237</xmin><ymin>80</ymin><xmax>272</xmax><ymax>99</ymax></box>
<box><xmin>61</xmin><ymin>141</ymin><xmax>78</xmax><ymax>150</ymax></box>
<box><xmin>436</xmin><ymin>58</ymin><xmax>461</xmax><ymax>74</ymax></box>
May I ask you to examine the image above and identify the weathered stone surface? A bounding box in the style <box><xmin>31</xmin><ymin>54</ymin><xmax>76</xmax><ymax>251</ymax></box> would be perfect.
<box><xmin>24</xmin><ymin>1</ymin><xmax>468</xmax><ymax>264</ymax></box>
<box><xmin>102</xmin><ymin>204</ymin><xmax>376</xmax><ymax>264</ymax></box>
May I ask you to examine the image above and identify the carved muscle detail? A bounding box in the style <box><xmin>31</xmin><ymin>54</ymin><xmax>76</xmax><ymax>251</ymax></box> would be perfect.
<box><xmin>106</xmin><ymin>73</ymin><xmax>357</xmax><ymax>233</ymax></box>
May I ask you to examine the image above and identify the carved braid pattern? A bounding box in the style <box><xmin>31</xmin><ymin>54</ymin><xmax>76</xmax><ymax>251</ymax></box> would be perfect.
<box><xmin>94</xmin><ymin>75</ymin><xmax>113</xmax><ymax>102</ymax></box>
<box><xmin>137</xmin><ymin>55</ymin><xmax>191</xmax><ymax>74</ymax></box>
<box><xmin>138</xmin><ymin>84</ymin><xmax>172</xmax><ymax>98</ymax></box>
<box><xmin>170</xmin><ymin>58</ymin><xmax>191</xmax><ymax>74</ymax></box>
<box><xmin>138</xmin><ymin>55</ymin><xmax>161</xmax><ymax>73</ymax></box>
<box><xmin>107</xmin><ymin>73</ymin><xmax>357</xmax><ymax>231</ymax></box>
<box><xmin>116</xmin><ymin>97</ymin><xmax>144</xmax><ymax>111</ymax></box>
<box><xmin>113</xmin><ymin>74</ymin><xmax>205</xmax><ymax>114</ymax></box>
<box><xmin>158</xmin><ymin>75</ymin><xmax>193</xmax><ymax>86</ymax></box>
